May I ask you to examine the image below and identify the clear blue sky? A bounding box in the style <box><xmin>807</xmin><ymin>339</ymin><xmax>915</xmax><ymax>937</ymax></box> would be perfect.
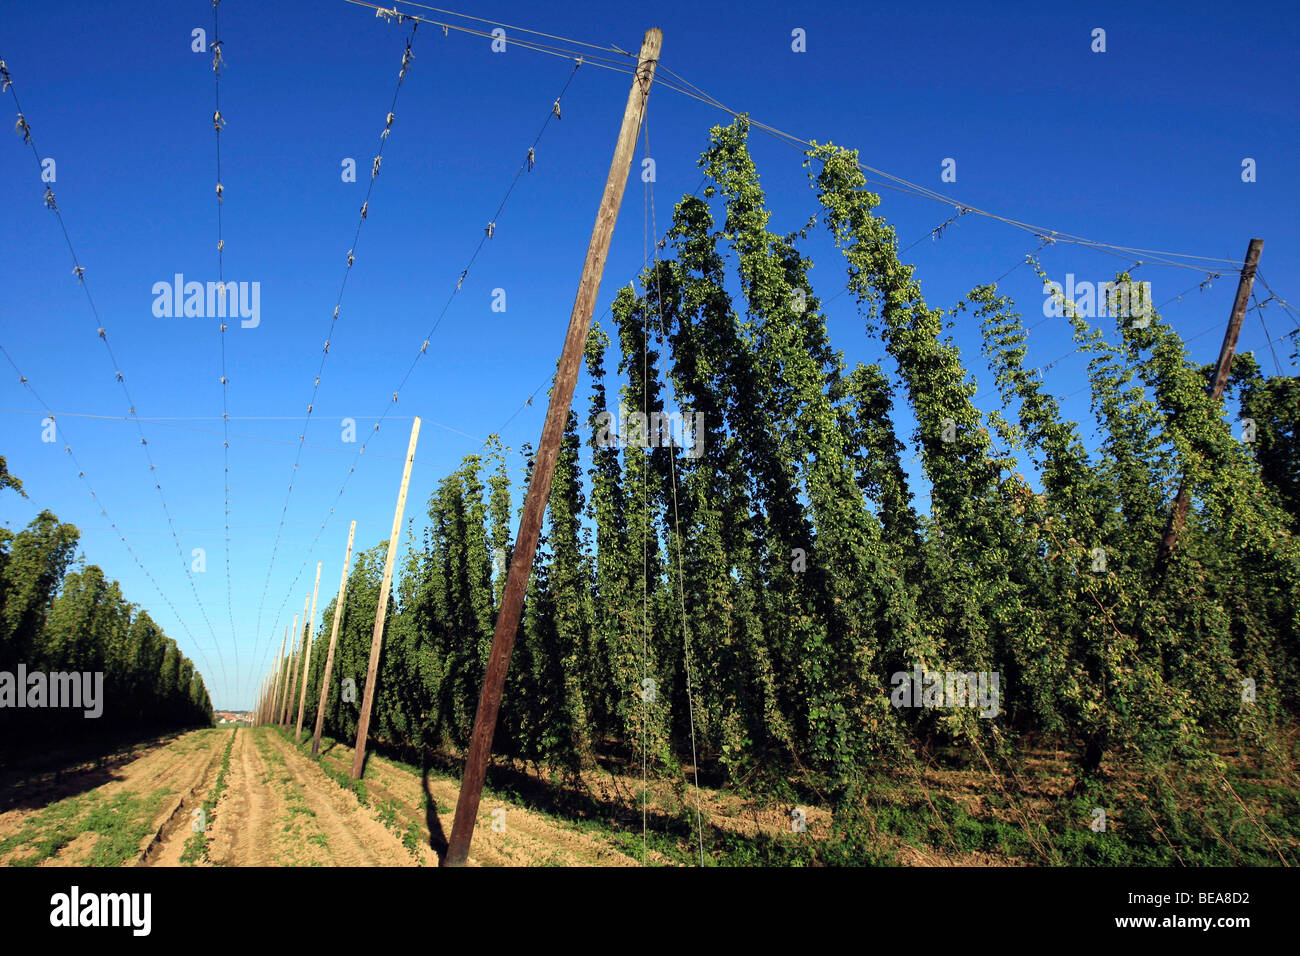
<box><xmin>2</xmin><ymin>0</ymin><xmax>1297</xmax><ymax>709</ymax></box>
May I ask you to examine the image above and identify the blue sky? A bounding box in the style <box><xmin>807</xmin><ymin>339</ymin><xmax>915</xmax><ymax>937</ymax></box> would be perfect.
<box><xmin>2</xmin><ymin>0</ymin><xmax>1297</xmax><ymax>709</ymax></box>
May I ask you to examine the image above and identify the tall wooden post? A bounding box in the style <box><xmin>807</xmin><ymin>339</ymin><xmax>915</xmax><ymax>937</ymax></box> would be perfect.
<box><xmin>313</xmin><ymin>520</ymin><xmax>357</xmax><ymax>757</ymax></box>
<box><xmin>1155</xmin><ymin>237</ymin><xmax>1263</xmax><ymax>577</ymax></box>
<box><xmin>279</xmin><ymin>622</ymin><xmax>295</xmax><ymax>724</ymax></box>
<box><xmin>351</xmin><ymin>417</ymin><xmax>421</xmax><ymax>781</ymax></box>
<box><xmin>285</xmin><ymin>597</ymin><xmax>308</xmax><ymax>725</ymax></box>
<box><xmin>279</xmin><ymin>614</ymin><xmax>299</xmax><ymax>725</ymax></box>
<box><xmin>443</xmin><ymin>28</ymin><xmax>663</xmax><ymax>867</ymax></box>
<box><xmin>271</xmin><ymin>626</ymin><xmax>289</xmax><ymax>726</ymax></box>
<box><xmin>295</xmin><ymin>562</ymin><xmax>323</xmax><ymax>741</ymax></box>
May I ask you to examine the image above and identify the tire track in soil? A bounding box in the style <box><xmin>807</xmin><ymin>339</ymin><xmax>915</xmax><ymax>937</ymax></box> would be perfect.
<box><xmin>138</xmin><ymin>732</ymin><xmax>230</xmax><ymax>866</ymax></box>
<box><xmin>261</xmin><ymin>728</ymin><xmax>415</xmax><ymax>866</ymax></box>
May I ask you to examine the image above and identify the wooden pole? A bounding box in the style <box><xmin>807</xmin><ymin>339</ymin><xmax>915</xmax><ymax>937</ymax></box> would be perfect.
<box><xmin>351</xmin><ymin>417</ymin><xmax>422</xmax><ymax>781</ymax></box>
<box><xmin>443</xmin><ymin>27</ymin><xmax>664</xmax><ymax>867</ymax></box>
<box><xmin>279</xmin><ymin>622</ymin><xmax>295</xmax><ymax>724</ymax></box>
<box><xmin>313</xmin><ymin>520</ymin><xmax>357</xmax><ymax>757</ymax></box>
<box><xmin>295</xmin><ymin>562</ymin><xmax>323</xmax><ymax>742</ymax></box>
<box><xmin>279</xmin><ymin>614</ymin><xmax>299</xmax><ymax>725</ymax></box>
<box><xmin>265</xmin><ymin>656</ymin><xmax>274</xmax><ymax>724</ymax></box>
<box><xmin>285</xmin><ymin>597</ymin><xmax>308</xmax><ymax>725</ymax></box>
<box><xmin>1155</xmin><ymin>237</ymin><xmax>1263</xmax><ymax>577</ymax></box>
<box><xmin>280</xmin><ymin>615</ymin><xmax>299</xmax><ymax>725</ymax></box>
<box><xmin>271</xmin><ymin>626</ymin><xmax>289</xmax><ymax>726</ymax></box>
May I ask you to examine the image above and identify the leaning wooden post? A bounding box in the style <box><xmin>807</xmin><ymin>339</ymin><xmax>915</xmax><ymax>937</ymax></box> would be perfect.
<box><xmin>443</xmin><ymin>28</ymin><xmax>663</xmax><ymax>867</ymax></box>
<box><xmin>351</xmin><ymin>417</ymin><xmax>421</xmax><ymax>781</ymax></box>
<box><xmin>313</xmin><ymin>520</ymin><xmax>357</xmax><ymax>757</ymax></box>
<box><xmin>1155</xmin><ymin>237</ymin><xmax>1263</xmax><ymax>579</ymax></box>
<box><xmin>271</xmin><ymin>626</ymin><xmax>289</xmax><ymax>726</ymax></box>
<box><xmin>279</xmin><ymin>614</ymin><xmax>299</xmax><ymax>725</ymax></box>
<box><xmin>295</xmin><ymin>562</ymin><xmax>324</xmax><ymax>742</ymax></box>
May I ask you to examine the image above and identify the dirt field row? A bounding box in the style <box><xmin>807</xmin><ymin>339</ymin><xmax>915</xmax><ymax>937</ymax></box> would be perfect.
<box><xmin>6</xmin><ymin>724</ymin><xmax>1012</xmax><ymax>866</ymax></box>
<box><xmin>0</xmin><ymin>727</ymin><xmax>649</xmax><ymax>866</ymax></box>
<box><xmin>0</xmin><ymin>729</ymin><xmax>227</xmax><ymax>866</ymax></box>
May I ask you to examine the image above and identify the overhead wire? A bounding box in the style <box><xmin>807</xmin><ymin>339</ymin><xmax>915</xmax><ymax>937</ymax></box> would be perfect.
<box><xmin>386</xmin><ymin>0</ymin><xmax>638</xmax><ymax>59</ymax></box>
<box><xmin>211</xmin><ymin>0</ymin><xmax>239</xmax><ymax>700</ymax></box>
<box><xmin>344</xmin><ymin>0</ymin><xmax>636</xmax><ymax>74</ymax></box>
<box><xmin>1</xmin><ymin>54</ymin><xmax>230</xmax><ymax>701</ymax></box>
<box><xmin>248</xmin><ymin>16</ymin><xmax>420</xmax><ymax>693</ymax></box>
<box><xmin>650</xmin><ymin>62</ymin><xmax>1238</xmax><ymax>277</ymax></box>
<box><xmin>0</xmin><ymin>342</ymin><xmax>222</xmax><ymax>689</ymax></box>
<box><xmin>337</xmin><ymin>2</ymin><xmax>1300</xmax><ymax>446</ymax></box>
<box><xmin>0</xmin><ymin>408</ymin><xmax>474</xmax><ymax>464</ymax></box>
<box><xmin>1252</xmin><ymin>289</ymin><xmax>1285</xmax><ymax>375</ymax></box>
<box><xmin>339</xmin><ymin>4</ymin><xmax>1300</xmax><ymax>367</ymax></box>
<box><xmin>255</xmin><ymin>54</ymin><xmax>588</xmax><ymax>686</ymax></box>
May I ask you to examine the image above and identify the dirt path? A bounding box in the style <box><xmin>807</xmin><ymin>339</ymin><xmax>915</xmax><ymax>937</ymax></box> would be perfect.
<box><xmin>205</xmin><ymin>726</ymin><xmax>286</xmax><ymax>867</ymax></box>
<box><xmin>201</xmin><ymin>727</ymin><xmax>418</xmax><ymax>866</ymax></box>
<box><xmin>0</xmin><ymin>726</ymin><xmax>655</xmax><ymax>866</ymax></box>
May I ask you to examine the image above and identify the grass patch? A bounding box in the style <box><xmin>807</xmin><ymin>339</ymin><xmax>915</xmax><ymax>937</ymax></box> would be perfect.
<box><xmin>179</xmin><ymin>729</ymin><xmax>236</xmax><ymax>865</ymax></box>
<box><xmin>0</xmin><ymin>788</ymin><xmax>171</xmax><ymax>867</ymax></box>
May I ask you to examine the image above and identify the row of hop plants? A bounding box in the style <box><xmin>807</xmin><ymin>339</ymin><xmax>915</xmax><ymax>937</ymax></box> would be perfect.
<box><xmin>0</xmin><ymin>458</ymin><xmax>214</xmax><ymax>749</ymax></box>
<box><xmin>287</xmin><ymin>117</ymin><xmax>1297</xmax><ymax>844</ymax></box>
